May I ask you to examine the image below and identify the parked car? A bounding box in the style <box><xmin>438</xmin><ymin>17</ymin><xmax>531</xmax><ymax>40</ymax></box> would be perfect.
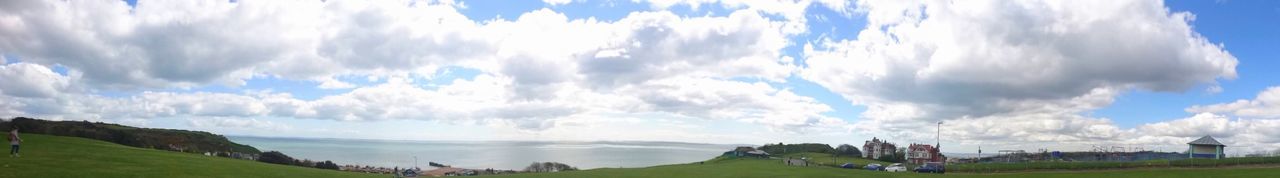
<box><xmin>840</xmin><ymin>163</ymin><xmax>857</xmax><ymax>169</ymax></box>
<box><xmin>885</xmin><ymin>163</ymin><xmax>907</xmax><ymax>172</ymax></box>
<box><xmin>864</xmin><ymin>163</ymin><xmax>884</xmax><ymax>171</ymax></box>
<box><xmin>913</xmin><ymin>162</ymin><xmax>945</xmax><ymax>174</ymax></box>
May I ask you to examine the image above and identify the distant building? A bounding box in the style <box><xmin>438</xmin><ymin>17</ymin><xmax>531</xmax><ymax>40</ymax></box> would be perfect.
<box><xmin>723</xmin><ymin>146</ymin><xmax>769</xmax><ymax>158</ymax></box>
<box><xmin>906</xmin><ymin>143</ymin><xmax>945</xmax><ymax>164</ymax></box>
<box><xmin>863</xmin><ymin>137</ymin><xmax>897</xmax><ymax>160</ymax></box>
<box><xmin>1187</xmin><ymin>135</ymin><xmax>1226</xmax><ymax>159</ymax></box>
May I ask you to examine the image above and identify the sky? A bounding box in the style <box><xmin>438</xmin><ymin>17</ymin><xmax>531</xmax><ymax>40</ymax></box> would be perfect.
<box><xmin>1</xmin><ymin>0</ymin><xmax>1279</xmax><ymax>156</ymax></box>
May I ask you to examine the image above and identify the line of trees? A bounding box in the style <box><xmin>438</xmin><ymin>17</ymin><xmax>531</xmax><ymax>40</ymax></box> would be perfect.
<box><xmin>835</xmin><ymin>144</ymin><xmax>863</xmax><ymax>157</ymax></box>
<box><xmin>3</xmin><ymin>117</ymin><xmax>344</xmax><ymax>171</ymax></box>
<box><xmin>876</xmin><ymin>148</ymin><xmax>907</xmax><ymax>163</ymax></box>
<box><xmin>257</xmin><ymin>151</ymin><xmax>341</xmax><ymax>170</ymax></box>
<box><xmin>758</xmin><ymin>143</ymin><xmax>836</xmax><ymax>155</ymax></box>
<box><xmin>1</xmin><ymin>117</ymin><xmax>260</xmax><ymax>154</ymax></box>
<box><xmin>522</xmin><ymin>162</ymin><xmax>577</xmax><ymax>173</ymax></box>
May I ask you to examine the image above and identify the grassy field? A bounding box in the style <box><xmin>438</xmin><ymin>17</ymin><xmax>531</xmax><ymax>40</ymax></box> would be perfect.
<box><xmin>0</xmin><ymin>134</ymin><xmax>383</xmax><ymax>178</ymax></box>
<box><xmin>3</xmin><ymin>133</ymin><xmax>1279</xmax><ymax>178</ymax></box>
<box><xmin>482</xmin><ymin>157</ymin><xmax>1280</xmax><ymax>178</ymax></box>
<box><xmin>776</xmin><ymin>152</ymin><xmax>890</xmax><ymax>166</ymax></box>
<box><xmin>950</xmin><ymin>156</ymin><xmax>1280</xmax><ymax>173</ymax></box>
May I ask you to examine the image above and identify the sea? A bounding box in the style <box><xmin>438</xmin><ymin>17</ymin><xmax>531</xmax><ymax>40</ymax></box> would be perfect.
<box><xmin>228</xmin><ymin>136</ymin><xmax>742</xmax><ymax>170</ymax></box>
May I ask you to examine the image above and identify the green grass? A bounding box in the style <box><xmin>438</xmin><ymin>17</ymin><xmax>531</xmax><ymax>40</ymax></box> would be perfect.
<box><xmin>481</xmin><ymin>157</ymin><xmax>1280</xmax><ymax>178</ymax></box>
<box><xmin>4</xmin><ymin>133</ymin><xmax>1279</xmax><ymax>178</ymax></box>
<box><xmin>777</xmin><ymin>152</ymin><xmax>890</xmax><ymax>167</ymax></box>
<box><xmin>0</xmin><ymin>134</ymin><xmax>383</xmax><ymax>178</ymax></box>
<box><xmin>950</xmin><ymin>156</ymin><xmax>1280</xmax><ymax>173</ymax></box>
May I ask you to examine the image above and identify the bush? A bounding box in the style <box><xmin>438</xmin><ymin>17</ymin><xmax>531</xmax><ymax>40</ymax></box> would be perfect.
<box><xmin>316</xmin><ymin>160</ymin><xmax>340</xmax><ymax>170</ymax></box>
<box><xmin>759</xmin><ymin>143</ymin><xmax>835</xmax><ymax>155</ymax></box>
<box><xmin>258</xmin><ymin>151</ymin><xmax>297</xmax><ymax>165</ymax></box>
<box><xmin>523</xmin><ymin>162</ymin><xmax>577</xmax><ymax>173</ymax></box>
<box><xmin>835</xmin><ymin>144</ymin><xmax>862</xmax><ymax>157</ymax></box>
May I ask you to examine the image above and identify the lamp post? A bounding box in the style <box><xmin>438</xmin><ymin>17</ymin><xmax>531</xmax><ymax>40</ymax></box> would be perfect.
<box><xmin>936</xmin><ymin>121</ymin><xmax>942</xmax><ymax>149</ymax></box>
<box><xmin>937</xmin><ymin>121</ymin><xmax>943</xmax><ymax>163</ymax></box>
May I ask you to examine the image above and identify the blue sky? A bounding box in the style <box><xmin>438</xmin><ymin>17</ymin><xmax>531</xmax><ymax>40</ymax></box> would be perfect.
<box><xmin>3</xmin><ymin>0</ymin><xmax>1280</xmax><ymax>154</ymax></box>
<box><xmin>1095</xmin><ymin>0</ymin><xmax>1280</xmax><ymax>128</ymax></box>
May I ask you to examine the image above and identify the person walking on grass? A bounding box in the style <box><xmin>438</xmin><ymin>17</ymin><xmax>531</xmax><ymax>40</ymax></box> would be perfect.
<box><xmin>9</xmin><ymin>127</ymin><xmax>21</xmax><ymax>157</ymax></box>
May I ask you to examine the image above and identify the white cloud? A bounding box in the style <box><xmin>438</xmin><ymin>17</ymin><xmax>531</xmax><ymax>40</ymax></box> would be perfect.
<box><xmin>0</xmin><ymin>0</ymin><xmax>843</xmax><ymax>135</ymax></box>
<box><xmin>543</xmin><ymin>0</ymin><xmax>574</xmax><ymax>6</ymax></box>
<box><xmin>0</xmin><ymin>0</ymin><xmax>489</xmax><ymax>89</ymax></box>
<box><xmin>619</xmin><ymin>77</ymin><xmax>847</xmax><ymax>132</ymax></box>
<box><xmin>188</xmin><ymin>117</ymin><xmax>294</xmax><ymax>131</ymax></box>
<box><xmin>1130</xmin><ymin>112</ymin><xmax>1280</xmax><ymax>154</ymax></box>
<box><xmin>0</xmin><ymin>62</ymin><xmax>74</xmax><ymax>98</ymax></box>
<box><xmin>0</xmin><ymin>0</ymin><xmax>1263</xmax><ymax>149</ymax></box>
<box><xmin>316</xmin><ymin>77</ymin><xmax>356</xmax><ymax>89</ymax></box>
<box><xmin>1137</xmin><ymin>113</ymin><xmax>1234</xmax><ymax>138</ymax></box>
<box><xmin>1187</xmin><ymin>86</ymin><xmax>1280</xmax><ymax>118</ymax></box>
<box><xmin>801</xmin><ymin>0</ymin><xmax>1237</xmax><ymax>144</ymax></box>
<box><xmin>1206</xmin><ymin>85</ymin><xmax>1224</xmax><ymax>94</ymax></box>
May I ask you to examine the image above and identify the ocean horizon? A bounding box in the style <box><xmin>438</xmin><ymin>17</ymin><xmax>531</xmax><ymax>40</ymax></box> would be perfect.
<box><xmin>228</xmin><ymin>136</ymin><xmax>746</xmax><ymax>170</ymax></box>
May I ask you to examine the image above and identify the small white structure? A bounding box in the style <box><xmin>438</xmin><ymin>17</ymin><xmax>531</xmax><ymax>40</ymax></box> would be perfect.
<box><xmin>1187</xmin><ymin>135</ymin><xmax>1226</xmax><ymax>159</ymax></box>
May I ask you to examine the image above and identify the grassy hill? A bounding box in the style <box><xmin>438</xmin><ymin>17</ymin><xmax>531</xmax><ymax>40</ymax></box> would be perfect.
<box><xmin>3</xmin><ymin>117</ymin><xmax>260</xmax><ymax>155</ymax></box>
<box><xmin>0</xmin><ymin>134</ymin><xmax>381</xmax><ymax>178</ymax></box>
<box><xmin>482</xmin><ymin>157</ymin><xmax>1280</xmax><ymax>178</ymax></box>
<box><xmin>3</xmin><ymin>133</ymin><xmax>1279</xmax><ymax>178</ymax></box>
<box><xmin>778</xmin><ymin>152</ymin><xmax>891</xmax><ymax>166</ymax></box>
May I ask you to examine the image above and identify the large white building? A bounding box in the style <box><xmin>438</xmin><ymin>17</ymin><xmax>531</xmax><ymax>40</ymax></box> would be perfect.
<box><xmin>863</xmin><ymin>137</ymin><xmax>897</xmax><ymax>160</ymax></box>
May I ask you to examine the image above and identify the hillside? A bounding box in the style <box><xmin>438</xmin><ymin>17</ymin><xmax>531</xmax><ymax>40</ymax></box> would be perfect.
<box><xmin>0</xmin><ymin>134</ymin><xmax>380</xmax><ymax>178</ymax></box>
<box><xmin>2</xmin><ymin>134</ymin><xmax>1278</xmax><ymax>178</ymax></box>
<box><xmin>2</xmin><ymin>117</ymin><xmax>260</xmax><ymax>155</ymax></box>
<box><xmin>480</xmin><ymin>156</ymin><xmax>1280</xmax><ymax>178</ymax></box>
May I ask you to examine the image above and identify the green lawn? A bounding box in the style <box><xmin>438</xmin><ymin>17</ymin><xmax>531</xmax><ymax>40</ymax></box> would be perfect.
<box><xmin>951</xmin><ymin>157</ymin><xmax>1280</xmax><ymax>173</ymax></box>
<box><xmin>482</xmin><ymin>158</ymin><xmax>1280</xmax><ymax>178</ymax></box>
<box><xmin>0</xmin><ymin>134</ymin><xmax>383</xmax><ymax>178</ymax></box>
<box><xmin>777</xmin><ymin>152</ymin><xmax>890</xmax><ymax>166</ymax></box>
<box><xmin>4</xmin><ymin>133</ymin><xmax>1279</xmax><ymax>178</ymax></box>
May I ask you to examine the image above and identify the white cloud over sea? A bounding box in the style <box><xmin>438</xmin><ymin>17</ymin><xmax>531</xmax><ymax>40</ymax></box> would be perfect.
<box><xmin>0</xmin><ymin>0</ymin><xmax>1275</xmax><ymax>154</ymax></box>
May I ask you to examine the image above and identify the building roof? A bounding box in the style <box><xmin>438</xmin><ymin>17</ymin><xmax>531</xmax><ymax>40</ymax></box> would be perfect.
<box><xmin>1187</xmin><ymin>135</ymin><xmax>1225</xmax><ymax>146</ymax></box>
<box><xmin>746</xmin><ymin>150</ymin><xmax>769</xmax><ymax>155</ymax></box>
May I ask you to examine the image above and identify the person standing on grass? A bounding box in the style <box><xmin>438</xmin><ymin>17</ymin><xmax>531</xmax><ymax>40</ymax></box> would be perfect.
<box><xmin>8</xmin><ymin>127</ymin><xmax>21</xmax><ymax>157</ymax></box>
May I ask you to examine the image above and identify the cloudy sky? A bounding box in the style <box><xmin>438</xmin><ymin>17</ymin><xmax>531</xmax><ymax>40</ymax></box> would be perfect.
<box><xmin>2</xmin><ymin>0</ymin><xmax>1279</xmax><ymax>155</ymax></box>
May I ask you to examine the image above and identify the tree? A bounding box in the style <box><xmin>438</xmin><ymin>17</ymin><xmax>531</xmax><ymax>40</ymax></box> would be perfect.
<box><xmin>258</xmin><ymin>151</ymin><xmax>296</xmax><ymax>165</ymax></box>
<box><xmin>876</xmin><ymin>148</ymin><xmax>907</xmax><ymax>163</ymax></box>
<box><xmin>835</xmin><ymin>144</ymin><xmax>862</xmax><ymax>157</ymax></box>
<box><xmin>758</xmin><ymin>143</ymin><xmax>835</xmax><ymax>155</ymax></box>
<box><xmin>523</xmin><ymin>162</ymin><xmax>577</xmax><ymax>173</ymax></box>
<box><xmin>429</xmin><ymin>162</ymin><xmax>449</xmax><ymax>167</ymax></box>
<box><xmin>315</xmin><ymin>160</ymin><xmax>340</xmax><ymax>170</ymax></box>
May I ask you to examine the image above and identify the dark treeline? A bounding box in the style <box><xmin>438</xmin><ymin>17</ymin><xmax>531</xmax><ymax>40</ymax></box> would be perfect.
<box><xmin>835</xmin><ymin>144</ymin><xmax>863</xmax><ymax>157</ymax></box>
<box><xmin>1</xmin><ymin>117</ymin><xmax>259</xmax><ymax>154</ymax></box>
<box><xmin>259</xmin><ymin>151</ymin><xmax>341</xmax><ymax>170</ymax></box>
<box><xmin>877</xmin><ymin>148</ymin><xmax>907</xmax><ymax>163</ymax></box>
<box><xmin>2</xmin><ymin>117</ymin><xmax>342</xmax><ymax>171</ymax></box>
<box><xmin>758</xmin><ymin>143</ymin><xmax>836</xmax><ymax>155</ymax></box>
<box><xmin>522</xmin><ymin>162</ymin><xmax>578</xmax><ymax>173</ymax></box>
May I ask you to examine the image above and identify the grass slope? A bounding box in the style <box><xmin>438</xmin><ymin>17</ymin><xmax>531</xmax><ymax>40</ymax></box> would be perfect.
<box><xmin>4</xmin><ymin>134</ymin><xmax>1278</xmax><ymax>178</ymax></box>
<box><xmin>778</xmin><ymin>152</ymin><xmax>890</xmax><ymax>166</ymax></box>
<box><xmin>483</xmin><ymin>157</ymin><xmax>1280</xmax><ymax>178</ymax></box>
<box><xmin>0</xmin><ymin>134</ymin><xmax>381</xmax><ymax>178</ymax></box>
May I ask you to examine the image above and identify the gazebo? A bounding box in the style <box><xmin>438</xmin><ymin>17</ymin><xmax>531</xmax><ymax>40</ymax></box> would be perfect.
<box><xmin>1187</xmin><ymin>135</ymin><xmax>1226</xmax><ymax>159</ymax></box>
